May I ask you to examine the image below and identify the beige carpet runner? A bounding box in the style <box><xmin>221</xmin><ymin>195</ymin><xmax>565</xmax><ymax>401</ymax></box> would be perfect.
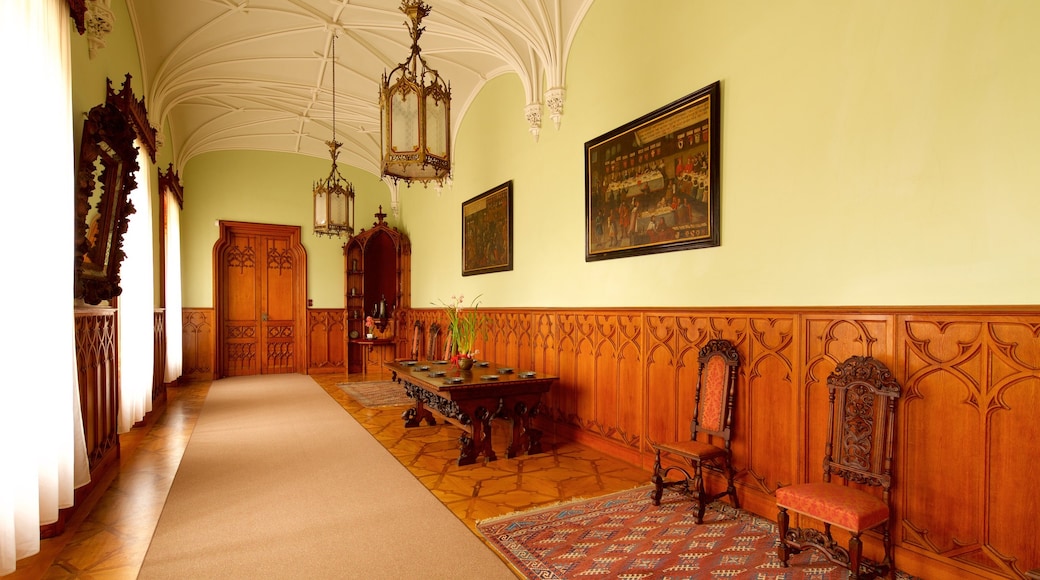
<box><xmin>138</xmin><ymin>373</ymin><xmax>515</xmax><ymax>579</ymax></box>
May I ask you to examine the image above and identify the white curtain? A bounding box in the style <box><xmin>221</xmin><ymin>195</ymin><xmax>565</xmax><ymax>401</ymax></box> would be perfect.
<box><xmin>0</xmin><ymin>0</ymin><xmax>88</xmax><ymax>574</ymax></box>
<box><xmin>117</xmin><ymin>144</ymin><xmax>155</xmax><ymax>433</ymax></box>
<box><xmin>164</xmin><ymin>194</ymin><xmax>183</xmax><ymax>383</ymax></box>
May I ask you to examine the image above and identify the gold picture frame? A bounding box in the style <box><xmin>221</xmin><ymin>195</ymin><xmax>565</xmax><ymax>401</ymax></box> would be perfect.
<box><xmin>462</xmin><ymin>181</ymin><xmax>513</xmax><ymax>276</ymax></box>
<box><xmin>585</xmin><ymin>81</ymin><xmax>721</xmax><ymax>261</ymax></box>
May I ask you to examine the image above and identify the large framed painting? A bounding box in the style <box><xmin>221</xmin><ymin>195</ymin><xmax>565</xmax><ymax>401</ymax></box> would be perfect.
<box><xmin>462</xmin><ymin>180</ymin><xmax>513</xmax><ymax>276</ymax></box>
<box><xmin>585</xmin><ymin>81</ymin><xmax>721</xmax><ymax>262</ymax></box>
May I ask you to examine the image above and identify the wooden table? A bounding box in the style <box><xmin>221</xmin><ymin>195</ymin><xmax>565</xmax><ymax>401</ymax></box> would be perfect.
<box><xmin>353</xmin><ymin>337</ymin><xmax>394</xmax><ymax>375</ymax></box>
<box><xmin>384</xmin><ymin>359</ymin><xmax>556</xmax><ymax>466</ymax></box>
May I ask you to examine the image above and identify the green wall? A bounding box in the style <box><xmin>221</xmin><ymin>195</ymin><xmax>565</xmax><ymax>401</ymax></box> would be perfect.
<box><xmin>178</xmin><ymin>0</ymin><xmax>1040</xmax><ymax>309</ymax></box>
<box><xmin>410</xmin><ymin>0</ymin><xmax>1040</xmax><ymax>308</ymax></box>
<box><xmin>180</xmin><ymin>150</ymin><xmax>394</xmax><ymax>307</ymax></box>
<box><xmin>71</xmin><ymin>0</ymin><xmax>172</xmax><ymax>306</ymax></box>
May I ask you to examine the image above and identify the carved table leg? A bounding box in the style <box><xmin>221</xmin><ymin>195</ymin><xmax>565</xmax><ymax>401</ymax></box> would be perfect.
<box><xmin>457</xmin><ymin>433</ymin><xmax>476</xmax><ymax>466</ymax></box>
<box><xmin>506</xmin><ymin>400</ymin><xmax>543</xmax><ymax>458</ymax></box>
<box><xmin>472</xmin><ymin>406</ymin><xmax>496</xmax><ymax>464</ymax></box>
<box><xmin>455</xmin><ymin>405</ymin><xmax>496</xmax><ymax>466</ymax></box>
<box><xmin>401</xmin><ymin>384</ymin><xmax>436</xmax><ymax>428</ymax></box>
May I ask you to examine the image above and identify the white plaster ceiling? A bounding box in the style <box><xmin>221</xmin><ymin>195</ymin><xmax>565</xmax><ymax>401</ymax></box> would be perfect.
<box><xmin>125</xmin><ymin>0</ymin><xmax>593</xmax><ymax>178</ymax></box>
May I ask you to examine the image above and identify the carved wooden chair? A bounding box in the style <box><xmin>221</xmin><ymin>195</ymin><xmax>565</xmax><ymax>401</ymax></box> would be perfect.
<box><xmin>651</xmin><ymin>338</ymin><xmax>740</xmax><ymax>524</ymax></box>
<box><xmin>776</xmin><ymin>355</ymin><xmax>902</xmax><ymax>580</ymax></box>
<box><xmin>426</xmin><ymin>322</ymin><xmax>441</xmax><ymax>361</ymax></box>
<box><xmin>408</xmin><ymin>319</ymin><xmax>423</xmax><ymax>360</ymax></box>
<box><xmin>442</xmin><ymin>329</ymin><xmax>454</xmax><ymax>361</ymax></box>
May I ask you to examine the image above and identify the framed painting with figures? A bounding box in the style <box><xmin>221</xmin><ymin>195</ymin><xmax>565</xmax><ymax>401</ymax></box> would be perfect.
<box><xmin>462</xmin><ymin>180</ymin><xmax>513</xmax><ymax>276</ymax></box>
<box><xmin>585</xmin><ymin>81</ymin><xmax>720</xmax><ymax>262</ymax></box>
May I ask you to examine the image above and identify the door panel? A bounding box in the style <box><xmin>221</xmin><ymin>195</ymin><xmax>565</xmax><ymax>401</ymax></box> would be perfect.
<box><xmin>223</xmin><ymin>232</ymin><xmax>260</xmax><ymax>376</ymax></box>
<box><xmin>216</xmin><ymin>222</ymin><xmax>306</xmax><ymax>377</ymax></box>
<box><xmin>261</xmin><ymin>235</ymin><xmax>296</xmax><ymax>374</ymax></box>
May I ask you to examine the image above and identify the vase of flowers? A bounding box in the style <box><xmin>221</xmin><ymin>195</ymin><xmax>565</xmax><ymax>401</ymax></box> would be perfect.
<box><xmin>438</xmin><ymin>294</ymin><xmax>488</xmax><ymax>368</ymax></box>
<box><xmin>365</xmin><ymin>316</ymin><xmax>375</xmax><ymax>339</ymax></box>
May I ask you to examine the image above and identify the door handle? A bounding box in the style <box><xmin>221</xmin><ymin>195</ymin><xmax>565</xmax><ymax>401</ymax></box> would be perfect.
<box><xmin>261</xmin><ymin>312</ymin><xmax>268</xmax><ymax>321</ymax></box>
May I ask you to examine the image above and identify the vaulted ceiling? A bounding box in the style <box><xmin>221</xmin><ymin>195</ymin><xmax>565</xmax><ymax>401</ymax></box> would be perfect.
<box><xmin>124</xmin><ymin>0</ymin><xmax>593</xmax><ymax>177</ymax></box>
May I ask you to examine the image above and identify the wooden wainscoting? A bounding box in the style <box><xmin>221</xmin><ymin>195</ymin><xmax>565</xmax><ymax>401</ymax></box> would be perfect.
<box><xmin>152</xmin><ymin>309</ymin><xmax>168</xmax><ymax>405</ymax></box>
<box><xmin>398</xmin><ymin>306</ymin><xmax>1040</xmax><ymax>580</ymax></box>
<box><xmin>74</xmin><ymin>308</ymin><xmax>121</xmax><ymax>476</ymax></box>
<box><xmin>47</xmin><ymin>307</ymin><xmax>124</xmax><ymax>538</ymax></box>
<box><xmin>181</xmin><ymin>308</ymin><xmax>214</xmax><ymax>381</ymax></box>
<box><xmin>175</xmin><ymin>304</ymin><xmax>1040</xmax><ymax>578</ymax></box>
<box><xmin>183</xmin><ymin>308</ymin><xmax>349</xmax><ymax>377</ymax></box>
<box><xmin>307</xmin><ymin>308</ymin><xmax>345</xmax><ymax>374</ymax></box>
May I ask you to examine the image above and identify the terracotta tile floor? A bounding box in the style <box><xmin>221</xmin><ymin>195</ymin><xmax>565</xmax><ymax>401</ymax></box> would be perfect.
<box><xmin>9</xmin><ymin>371</ymin><xmax>650</xmax><ymax>579</ymax></box>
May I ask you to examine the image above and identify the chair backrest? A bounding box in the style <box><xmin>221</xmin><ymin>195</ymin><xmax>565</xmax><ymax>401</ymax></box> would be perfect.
<box><xmin>443</xmin><ymin>329</ymin><xmax>454</xmax><ymax>360</ymax></box>
<box><xmin>427</xmin><ymin>322</ymin><xmax>441</xmax><ymax>361</ymax></box>
<box><xmin>409</xmin><ymin>319</ymin><xmax>423</xmax><ymax>360</ymax></box>
<box><xmin>823</xmin><ymin>356</ymin><xmax>902</xmax><ymax>497</ymax></box>
<box><xmin>690</xmin><ymin>338</ymin><xmax>740</xmax><ymax>447</ymax></box>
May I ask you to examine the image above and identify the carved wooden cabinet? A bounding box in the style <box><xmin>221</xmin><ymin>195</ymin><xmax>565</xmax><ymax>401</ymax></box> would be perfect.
<box><xmin>343</xmin><ymin>210</ymin><xmax>410</xmax><ymax>373</ymax></box>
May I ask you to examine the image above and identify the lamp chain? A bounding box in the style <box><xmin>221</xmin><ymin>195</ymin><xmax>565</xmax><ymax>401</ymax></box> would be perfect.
<box><xmin>331</xmin><ymin>34</ymin><xmax>337</xmax><ymax>147</ymax></box>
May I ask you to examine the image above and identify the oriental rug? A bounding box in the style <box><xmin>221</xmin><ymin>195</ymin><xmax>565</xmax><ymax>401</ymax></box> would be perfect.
<box><xmin>477</xmin><ymin>485</ymin><xmax>917</xmax><ymax>579</ymax></box>
<box><xmin>337</xmin><ymin>380</ymin><xmax>412</xmax><ymax>408</ymax></box>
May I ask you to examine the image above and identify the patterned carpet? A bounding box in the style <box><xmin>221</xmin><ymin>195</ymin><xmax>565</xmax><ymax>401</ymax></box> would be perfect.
<box><xmin>477</xmin><ymin>485</ymin><xmax>916</xmax><ymax>579</ymax></box>
<box><xmin>336</xmin><ymin>381</ymin><xmax>412</xmax><ymax>408</ymax></box>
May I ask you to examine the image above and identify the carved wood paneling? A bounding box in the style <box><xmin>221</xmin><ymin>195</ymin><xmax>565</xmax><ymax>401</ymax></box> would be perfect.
<box><xmin>74</xmin><ymin>309</ymin><xmax>120</xmax><ymax>472</ymax></box>
<box><xmin>74</xmin><ymin>310</ymin><xmax>118</xmax><ymax>468</ymax></box>
<box><xmin>898</xmin><ymin>315</ymin><xmax>1040</xmax><ymax>579</ymax></box>
<box><xmin>152</xmin><ymin>309</ymin><xmax>167</xmax><ymax>405</ymax></box>
<box><xmin>171</xmin><ymin>303</ymin><xmax>1040</xmax><ymax>577</ymax></box>
<box><xmin>181</xmin><ymin>308</ymin><xmax>214</xmax><ymax>381</ymax></box>
<box><xmin>308</xmin><ymin>309</ymin><xmax>345</xmax><ymax>373</ymax></box>
<box><xmin>744</xmin><ymin>315</ymin><xmax>796</xmax><ymax>496</ymax></box>
<box><xmin>400</xmin><ymin>306</ymin><xmax>1040</xmax><ymax>579</ymax></box>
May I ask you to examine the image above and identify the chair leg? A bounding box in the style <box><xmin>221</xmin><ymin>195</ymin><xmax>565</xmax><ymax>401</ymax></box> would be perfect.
<box><xmin>651</xmin><ymin>450</ymin><xmax>664</xmax><ymax>506</ymax></box>
<box><xmin>692</xmin><ymin>460</ymin><xmax>706</xmax><ymax>524</ymax></box>
<box><xmin>724</xmin><ymin>458</ymin><xmax>739</xmax><ymax>509</ymax></box>
<box><xmin>777</xmin><ymin>507</ymin><xmax>790</xmax><ymax>567</ymax></box>
<box><xmin>882</xmin><ymin>525</ymin><xmax>895</xmax><ymax>580</ymax></box>
<box><xmin>848</xmin><ymin>533</ymin><xmax>863</xmax><ymax>580</ymax></box>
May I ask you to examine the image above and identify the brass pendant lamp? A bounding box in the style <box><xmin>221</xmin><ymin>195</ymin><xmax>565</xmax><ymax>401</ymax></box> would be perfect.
<box><xmin>313</xmin><ymin>34</ymin><xmax>356</xmax><ymax>238</ymax></box>
<box><xmin>380</xmin><ymin>0</ymin><xmax>451</xmax><ymax>188</ymax></box>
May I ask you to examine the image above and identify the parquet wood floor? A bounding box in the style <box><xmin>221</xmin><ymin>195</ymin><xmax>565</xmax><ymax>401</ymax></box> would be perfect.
<box><xmin>8</xmin><ymin>372</ymin><xmax>650</xmax><ymax>579</ymax></box>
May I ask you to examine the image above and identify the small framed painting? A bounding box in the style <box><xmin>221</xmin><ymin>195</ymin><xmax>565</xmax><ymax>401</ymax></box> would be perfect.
<box><xmin>585</xmin><ymin>81</ymin><xmax>721</xmax><ymax>261</ymax></box>
<box><xmin>462</xmin><ymin>180</ymin><xmax>513</xmax><ymax>276</ymax></box>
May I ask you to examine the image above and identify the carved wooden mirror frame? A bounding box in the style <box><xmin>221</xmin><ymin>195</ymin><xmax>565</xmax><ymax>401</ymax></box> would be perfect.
<box><xmin>74</xmin><ymin>75</ymin><xmax>155</xmax><ymax>305</ymax></box>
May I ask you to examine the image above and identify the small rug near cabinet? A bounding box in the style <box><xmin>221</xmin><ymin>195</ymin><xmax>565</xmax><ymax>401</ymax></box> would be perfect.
<box><xmin>337</xmin><ymin>380</ymin><xmax>412</xmax><ymax>408</ymax></box>
<box><xmin>477</xmin><ymin>485</ymin><xmax>919</xmax><ymax>579</ymax></box>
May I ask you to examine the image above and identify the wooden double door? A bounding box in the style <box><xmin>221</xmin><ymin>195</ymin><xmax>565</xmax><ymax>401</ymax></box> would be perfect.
<box><xmin>215</xmin><ymin>221</ymin><xmax>307</xmax><ymax>377</ymax></box>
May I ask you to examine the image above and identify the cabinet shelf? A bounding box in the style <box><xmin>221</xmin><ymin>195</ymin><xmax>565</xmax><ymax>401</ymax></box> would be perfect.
<box><xmin>343</xmin><ymin>209</ymin><xmax>411</xmax><ymax>374</ymax></box>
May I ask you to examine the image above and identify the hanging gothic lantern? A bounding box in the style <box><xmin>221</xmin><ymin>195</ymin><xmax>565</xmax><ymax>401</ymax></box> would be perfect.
<box><xmin>379</xmin><ymin>0</ymin><xmax>451</xmax><ymax>188</ymax></box>
<box><xmin>313</xmin><ymin>35</ymin><xmax>356</xmax><ymax>238</ymax></box>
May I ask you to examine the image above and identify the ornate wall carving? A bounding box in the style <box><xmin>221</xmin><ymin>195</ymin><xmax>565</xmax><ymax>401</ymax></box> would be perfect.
<box><xmin>181</xmin><ymin>308</ymin><xmax>214</xmax><ymax>381</ymax></box>
<box><xmin>308</xmin><ymin>309</ymin><xmax>345</xmax><ymax>373</ymax></box>
<box><xmin>400</xmin><ymin>306</ymin><xmax>1040</xmax><ymax>579</ymax></box>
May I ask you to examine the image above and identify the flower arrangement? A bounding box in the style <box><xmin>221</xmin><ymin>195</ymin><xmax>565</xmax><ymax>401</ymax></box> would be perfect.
<box><xmin>438</xmin><ymin>294</ymin><xmax>488</xmax><ymax>361</ymax></box>
<box><xmin>364</xmin><ymin>315</ymin><xmax>375</xmax><ymax>338</ymax></box>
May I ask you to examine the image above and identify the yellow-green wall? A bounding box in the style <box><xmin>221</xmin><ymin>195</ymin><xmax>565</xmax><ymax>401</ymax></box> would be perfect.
<box><xmin>409</xmin><ymin>0</ymin><xmax>1040</xmax><ymax>308</ymax></box>
<box><xmin>71</xmin><ymin>0</ymin><xmax>173</xmax><ymax>306</ymax></box>
<box><xmin>169</xmin><ymin>0</ymin><xmax>1040</xmax><ymax>309</ymax></box>
<box><xmin>180</xmin><ymin>151</ymin><xmax>394</xmax><ymax>307</ymax></box>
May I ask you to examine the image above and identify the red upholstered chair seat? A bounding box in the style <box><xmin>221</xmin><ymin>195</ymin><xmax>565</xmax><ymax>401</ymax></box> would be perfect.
<box><xmin>654</xmin><ymin>439</ymin><xmax>727</xmax><ymax>462</ymax></box>
<box><xmin>776</xmin><ymin>481</ymin><xmax>890</xmax><ymax>533</ymax></box>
